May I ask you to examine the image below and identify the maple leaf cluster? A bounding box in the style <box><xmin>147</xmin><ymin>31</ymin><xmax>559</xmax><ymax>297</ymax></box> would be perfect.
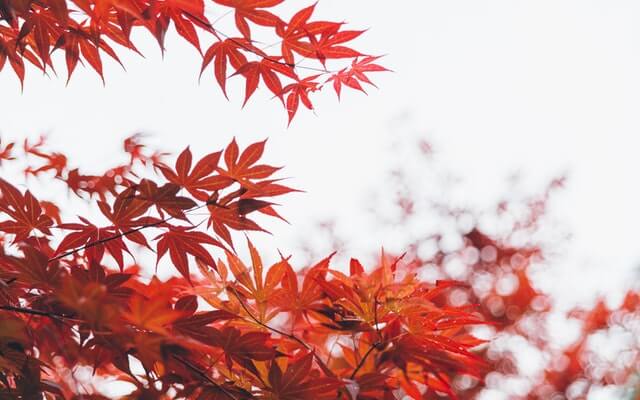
<box><xmin>0</xmin><ymin>0</ymin><xmax>388</xmax><ymax>123</ymax></box>
<box><xmin>0</xmin><ymin>135</ymin><xmax>488</xmax><ymax>399</ymax></box>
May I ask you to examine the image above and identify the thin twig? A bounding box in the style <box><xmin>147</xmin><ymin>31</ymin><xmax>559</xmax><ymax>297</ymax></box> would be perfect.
<box><xmin>349</xmin><ymin>344</ymin><xmax>377</xmax><ymax>380</ymax></box>
<box><xmin>0</xmin><ymin>305</ymin><xmax>77</xmax><ymax>321</ymax></box>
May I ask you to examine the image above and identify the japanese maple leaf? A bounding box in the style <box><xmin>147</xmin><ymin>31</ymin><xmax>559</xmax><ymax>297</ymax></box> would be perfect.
<box><xmin>267</xmin><ymin>352</ymin><xmax>343</xmax><ymax>399</ymax></box>
<box><xmin>213</xmin><ymin>0</ymin><xmax>284</xmax><ymax>39</ymax></box>
<box><xmin>180</xmin><ymin>383</ymin><xmax>252</xmax><ymax>400</ymax></box>
<box><xmin>6</xmin><ymin>246</ymin><xmax>58</xmax><ymax>289</ymax></box>
<box><xmin>207</xmin><ymin>199</ymin><xmax>270</xmax><ymax>248</ymax></box>
<box><xmin>157</xmin><ymin>147</ymin><xmax>233</xmax><ymax>201</ymax></box>
<box><xmin>199</xmin><ymin>138</ymin><xmax>293</xmax><ymax>246</ymax></box>
<box><xmin>312</xmin><ymin>255</ymin><xmax>414</xmax><ymax>332</ymax></box>
<box><xmin>155</xmin><ymin>226</ymin><xmax>225</xmax><ymax>282</ymax></box>
<box><xmin>151</xmin><ymin>0</ymin><xmax>210</xmax><ymax>52</ymax></box>
<box><xmin>383</xmin><ymin>333</ymin><xmax>486</xmax><ymax>385</ymax></box>
<box><xmin>275</xmin><ymin>3</ymin><xmax>316</xmax><ymax>66</ymax></box>
<box><xmin>282</xmin><ymin>75</ymin><xmax>319</xmax><ymax>125</ymax></box>
<box><xmin>99</xmin><ymin>187</ymin><xmax>149</xmax><ymax>225</ymax></box>
<box><xmin>172</xmin><ymin>295</ymin><xmax>237</xmax><ymax>341</ymax></box>
<box><xmin>201</xmin><ymin>38</ymin><xmax>251</xmax><ymax>98</ymax></box>
<box><xmin>231</xmin><ymin>240</ymin><xmax>285</xmax><ymax>302</ymax></box>
<box><xmin>0</xmin><ymin>178</ymin><xmax>53</xmax><ymax>242</ymax></box>
<box><xmin>18</xmin><ymin>8</ymin><xmax>61</xmax><ymax>67</ymax></box>
<box><xmin>56</xmin><ymin>25</ymin><xmax>123</xmax><ymax>82</ymax></box>
<box><xmin>97</xmin><ymin>186</ymin><xmax>153</xmax><ymax>248</ymax></box>
<box><xmin>233</xmin><ymin>58</ymin><xmax>296</xmax><ymax>106</ymax></box>
<box><xmin>221</xmin><ymin>138</ymin><xmax>281</xmax><ymax>182</ymax></box>
<box><xmin>70</xmin><ymin>262</ymin><xmax>135</xmax><ymax>303</ymax></box>
<box><xmin>354</xmin><ymin>372</ymin><xmax>396</xmax><ymax>400</ymax></box>
<box><xmin>204</xmin><ymin>326</ymin><xmax>279</xmax><ymax>369</ymax></box>
<box><xmin>134</xmin><ymin>179</ymin><xmax>196</xmax><ymax>221</ymax></box>
<box><xmin>124</xmin><ymin>294</ymin><xmax>185</xmax><ymax>335</ymax></box>
<box><xmin>305</xmin><ymin>29</ymin><xmax>364</xmax><ymax>65</ymax></box>
<box><xmin>327</xmin><ymin>56</ymin><xmax>389</xmax><ymax>99</ymax></box>
<box><xmin>0</xmin><ymin>31</ymin><xmax>25</xmax><ymax>85</ymax></box>
<box><xmin>54</xmin><ymin>217</ymin><xmax>131</xmax><ymax>269</ymax></box>
<box><xmin>271</xmin><ymin>254</ymin><xmax>332</xmax><ymax>321</ymax></box>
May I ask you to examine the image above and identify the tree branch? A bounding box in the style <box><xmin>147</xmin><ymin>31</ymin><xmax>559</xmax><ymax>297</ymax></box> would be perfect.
<box><xmin>0</xmin><ymin>305</ymin><xmax>77</xmax><ymax>321</ymax></box>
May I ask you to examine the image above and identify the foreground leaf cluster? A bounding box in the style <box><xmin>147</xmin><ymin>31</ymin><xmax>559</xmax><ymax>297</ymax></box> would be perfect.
<box><xmin>0</xmin><ymin>136</ymin><xmax>487</xmax><ymax>399</ymax></box>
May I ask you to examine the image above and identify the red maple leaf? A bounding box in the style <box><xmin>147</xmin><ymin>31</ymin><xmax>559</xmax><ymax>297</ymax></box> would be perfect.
<box><xmin>0</xmin><ymin>178</ymin><xmax>53</xmax><ymax>242</ymax></box>
<box><xmin>157</xmin><ymin>146</ymin><xmax>233</xmax><ymax>202</ymax></box>
<box><xmin>134</xmin><ymin>179</ymin><xmax>197</xmax><ymax>221</ymax></box>
<box><xmin>328</xmin><ymin>56</ymin><xmax>389</xmax><ymax>99</ymax></box>
<box><xmin>206</xmin><ymin>198</ymin><xmax>270</xmax><ymax>248</ymax></box>
<box><xmin>155</xmin><ymin>226</ymin><xmax>224</xmax><ymax>281</ymax></box>
<box><xmin>204</xmin><ymin>326</ymin><xmax>279</xmax><ymax>368</ymax></box>
<box><xmin>201</xmin><ymin>38</ymin><xmax>251</xmax><ymax>98</ymax></box>
<box><xmin>213</xmin><ymin>0</ymin><xmax>284</xmax><ymax>39</ymax></box>
<box><xmin>221</xmin><ymin>138</ymin><xmax>279</xmax><ymax>182</ymax></box>
<box><xmin>54</xmin><ymin>217</ymin><xmax>131</xmax><ymax>269</ymax></box>
<box><xmin>267</xmin><ymin>352</ymin><xmax>342</xmax><ymax>399</ymax></box>
<box><xmin>150</xmin><ymin>0</ymin><xmax>210</xmax><ymax>52</ymax></box>
<box><xmin>275</xmin><ymin>3</ymin><xmax>316</xmax><ymax>66</ymax></box>
<box><xmin>305</xmin><ymin>28</ymin><xmax>364</xmax><ymax>65</ymax></box>
<box><xmin>282</xmin><ymin>75</ymin><xmax>319</xmax><ymax>125</ymax></box>
<box><xmin>234</xmin><ymin>58</ymin><xmax>296</xmax><ymax>106</ymax></box>
<box><xmin>124</xmin><ymin>293</ymin><xmax>185</xmax><ymax>335</ymax></box>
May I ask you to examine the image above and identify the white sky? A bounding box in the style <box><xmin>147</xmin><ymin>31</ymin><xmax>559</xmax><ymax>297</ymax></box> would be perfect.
<box><xmin>2</xmin><ymin>0</ymin><xmax>640</xmax><ymax>310</ymax></box>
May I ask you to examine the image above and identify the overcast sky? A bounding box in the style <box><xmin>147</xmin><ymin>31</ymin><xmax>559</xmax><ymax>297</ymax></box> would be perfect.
<box><xmin>2</xmin><ymin>1</ymin><xmax>640</xmax><ymax>310</ymax></box>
